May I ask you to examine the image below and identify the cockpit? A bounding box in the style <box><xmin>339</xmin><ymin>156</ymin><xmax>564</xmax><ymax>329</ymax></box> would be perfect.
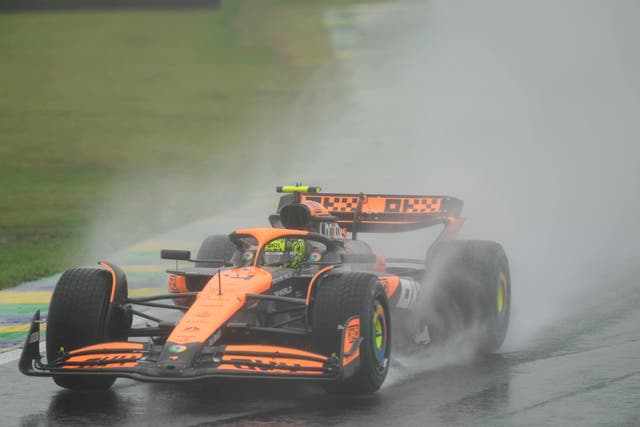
<box><xmin>232</xmin><ymin>234</ymin><xmax>339</xmax><ymax>269</ymax></box>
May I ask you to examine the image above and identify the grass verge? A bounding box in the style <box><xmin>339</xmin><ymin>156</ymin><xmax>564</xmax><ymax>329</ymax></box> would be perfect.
<box><xmin>0</xmin><ymin>1</ymin><xmax>340</xmax><ymax>289</ymax></box>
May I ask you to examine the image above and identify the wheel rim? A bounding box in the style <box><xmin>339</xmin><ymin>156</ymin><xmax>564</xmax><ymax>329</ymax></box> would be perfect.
<box><xmin>372</xmin><ymin>300</ymin><xmax>388</xmax><ymax>368</ymax></box>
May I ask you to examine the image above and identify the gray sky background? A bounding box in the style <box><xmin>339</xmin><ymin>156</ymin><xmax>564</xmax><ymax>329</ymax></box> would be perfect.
<box><xmin>88</xmin><ymin>1</ymin><xmax>640</xmax><ymax>348</ymax></box>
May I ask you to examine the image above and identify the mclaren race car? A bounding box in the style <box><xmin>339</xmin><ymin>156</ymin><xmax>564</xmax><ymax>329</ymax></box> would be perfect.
<box><xmin>20</xmin><ymin>186</ymin><xmax>511</xmax><ymax>394</ymax></box>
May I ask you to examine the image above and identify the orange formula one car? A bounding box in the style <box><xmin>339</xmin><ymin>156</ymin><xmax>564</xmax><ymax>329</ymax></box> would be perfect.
<box><xmin>20</xmin><ymin>186</ymin><xmax>511</xmax><ymax>394</ymax></box>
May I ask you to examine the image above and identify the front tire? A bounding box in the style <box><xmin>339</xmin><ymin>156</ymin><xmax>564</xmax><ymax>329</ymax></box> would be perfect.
<box><xmin>311</xmin><ymin>273</ymin><xmax>391</xmax><ymax>394</ymax></box>
<box><xmin>46</xmin><ymin>267</ymin><xmax>128</xmax><ymax>390</ymax></box>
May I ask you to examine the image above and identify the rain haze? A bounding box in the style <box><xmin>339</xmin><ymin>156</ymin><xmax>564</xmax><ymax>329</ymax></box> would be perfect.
<box><xmin>89</xmin><ymin>0</ymin><xmax>640</xmax><ymax>351</ymax></box>
<box><xmin>6</xmin><ymin>1</ymin><xmax>637</xmax><ymax>425</ymax></box>
<box><xmin>283</xmin><ymin>0</ymin><xmax>640</xmax><ymax>352</ymax></box>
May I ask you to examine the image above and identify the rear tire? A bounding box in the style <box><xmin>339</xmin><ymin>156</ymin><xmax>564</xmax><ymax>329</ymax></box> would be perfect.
<box><xmin>181</xmin><ymin>234</ymin><xmax>237</xmax><ymax>295</ymax></box>
<box><xmin>195</xmin><ymin>235</ymin><xmax>236</xmax><ymax>268</ymax></box>
<box><xmin>423</xmin><ymin>240</ymin><xmax>510</xmax><ymax>353</ymax></box>
<box><xmin>46</xmin><ymin>267</ymin><xmax>128</xmax><ymax>390</ymax></box>
<box><xmin>311</xmin><ymin>273</ymin><xmax>390</xmax><ymax>394</ymax></box>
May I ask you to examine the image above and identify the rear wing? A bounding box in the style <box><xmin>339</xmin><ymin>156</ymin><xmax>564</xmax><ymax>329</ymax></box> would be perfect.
<box><xmin>302</xmin><ymin>193</ymin><xmax>462</xmax><ymax>233</ymax></box>
<box><xmin>276</xmin><ymin>187</ymin><xmax>463</xmax><ymax>234</ymax></box>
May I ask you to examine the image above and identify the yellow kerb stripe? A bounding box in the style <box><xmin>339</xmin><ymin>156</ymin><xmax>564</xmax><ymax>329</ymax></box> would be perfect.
<box><xmin>0</xmin><ymin>287</ymin><xmax>159</xmax><ymax>304</ymax></box>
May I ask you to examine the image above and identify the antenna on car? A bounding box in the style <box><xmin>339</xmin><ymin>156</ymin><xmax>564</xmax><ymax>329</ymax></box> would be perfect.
<box><xmin>276</xmin><ymin>184</ymin><xmax>321</xmax><ymax>204</ymax></box>
<box><xmin>276</xmin><ymin>184</ymin><xmax>321</xmax><ymax>194</ymax></box>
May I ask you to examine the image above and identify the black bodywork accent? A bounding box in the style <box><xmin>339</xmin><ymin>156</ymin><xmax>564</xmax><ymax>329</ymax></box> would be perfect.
<box><xmin>18</xmin><ymin>310</ymin><xmax>42</xmax><ymax>375</ymax></box>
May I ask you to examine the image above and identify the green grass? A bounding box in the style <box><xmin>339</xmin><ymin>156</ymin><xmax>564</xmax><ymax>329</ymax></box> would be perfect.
<box><xmin>0</xmin><ymin>1</ymin><xmax>340</xmax><ymax>289</ymax></box>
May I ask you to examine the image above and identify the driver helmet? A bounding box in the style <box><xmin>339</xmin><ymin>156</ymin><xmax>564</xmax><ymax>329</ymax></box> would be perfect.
<box><xmin>263</xmin><ymin>238</ymin><xmax>306</xmax><ymax>268</ymax></box>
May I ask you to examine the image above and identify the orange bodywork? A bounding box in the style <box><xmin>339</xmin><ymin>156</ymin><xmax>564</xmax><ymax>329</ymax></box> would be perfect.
<box><xmin>218</xmin><ymin>345</ymin><xmax>328</xmax><ymax>375</ymax></box>
<box><xmin>378</xmin><ymin>276</ymin><xmax>400</xmax><ymax>299</ymax></box>
<box><xmin>98</xmin><ymin>261</ymin><xmax>118</xmax><ymax>303</ymax></box>
<box><xmin>302</xmin><ymin>194</ymin><xmax>444</xmax><ymax>215</ymax></box>
<box><xmin>168</xmin><ymin>274</ymin><xmax>188</xmax><ymax>293</ymax></box>
<box><xmin>342</xmin><ymin>317</ymin><xmax>360</xmax><ymax>366</ymax></box>
<box><xmin>301</xmin><ymin>200</ymin><xmax>330</xmax><ymax>217</ymax></box>
<box><xmin>68</xmin><ymin>342</ymin><xmax>144</xmax><ymax>354</ymax></box>
<box><xmin>217</xmin><ymin>361</ymin><xmax>324</xmax><ymax>375</ymax></box>
<box><xmin>167</xmin><ymin>267</ymin><xmax>272</xmax><ymax>344</ymax></box>
<box><xmin>298</xmin><ymin>192</ymin><xmax>462</xmax><ymax>233</ymax></box>
<box><xmin>306</xmin><ymin>266</ymin><xmax>334</xmax><ymax>306</ymax></box>
<box><xmin>65</xmin><ymin>342</ymin><xmax>144</xmax><ymax>369</ymax></box>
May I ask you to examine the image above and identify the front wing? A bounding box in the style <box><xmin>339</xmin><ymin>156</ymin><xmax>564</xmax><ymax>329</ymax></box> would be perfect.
<box><xmin>19</xmin><ymin>311</ymin><xmax>362</xmax><ymax>383</ymax></box>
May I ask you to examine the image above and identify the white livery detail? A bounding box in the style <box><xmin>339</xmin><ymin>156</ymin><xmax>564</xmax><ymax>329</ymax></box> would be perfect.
<box><xmin>395</xmin><ymin>278</ymin><xmax>420</xmax><ymax>310</ymax></box>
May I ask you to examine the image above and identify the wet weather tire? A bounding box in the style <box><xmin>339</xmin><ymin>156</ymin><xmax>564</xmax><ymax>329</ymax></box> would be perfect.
<box><xmin>195</xmin><ymin>235</ymin><xmax>236</xmax><ymax>268</ymax></box>
<box><xmin>423</xmin><ymin>240</ymin><xmax>510</xmax><ymax>353</ymax></box>
<box><xmin>182</xmin><ymin>234</ymin><xmax>237</xmax><ymax>294</ymax></box>
<box><xmin>311</xmin><ymin>273</ymin><xmax>390</xmax><ymax>394</ymax></box>
<box><xmin>46</xmin><ymin>267</ymin><xmax>127</xmax><ymax>390</ymax></box>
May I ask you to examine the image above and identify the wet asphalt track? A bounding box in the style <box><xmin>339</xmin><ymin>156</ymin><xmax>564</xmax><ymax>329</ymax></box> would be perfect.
<box><xmin>2</xmin><ymin>278</ymin><xmax>639</xmax><ymax>426</ymax></box>
<box><xmin>3</xmin><ymin>1</ymin><xmax>640</xmax><ymax>425</ymax></box>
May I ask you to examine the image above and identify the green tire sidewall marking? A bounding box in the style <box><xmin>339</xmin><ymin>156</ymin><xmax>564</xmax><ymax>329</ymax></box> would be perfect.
<box><xmin>490</xmin><ymin>255</ymin><xmax>509</xmax><ymax>345</ymax></box>
<box><xmin>375</xmin><ymin>317</ymin><xmax>383</xmax><ymax>348</ymax></box>
<box><xmin>497</xmin><ymin>271</ymin><xmax>506</xmax><ymax>314</ymax></box>
<box><xmin>371</xmin><ymin>300</ymin><xmax>387</xmax><ymax>366</ymax></box>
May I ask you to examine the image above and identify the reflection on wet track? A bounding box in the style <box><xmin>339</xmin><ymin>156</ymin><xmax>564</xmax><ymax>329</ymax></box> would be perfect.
<box><xmin>3</xmin><ymin>281</ymin><xmax>638</xmax><ymax>426</ymax></box>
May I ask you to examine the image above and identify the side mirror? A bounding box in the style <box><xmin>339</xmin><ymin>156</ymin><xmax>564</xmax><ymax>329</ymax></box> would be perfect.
<box><xmin>160</xmin><ymin>249</ymin><xmax>191</xmax><ymax>261</ymax></box>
